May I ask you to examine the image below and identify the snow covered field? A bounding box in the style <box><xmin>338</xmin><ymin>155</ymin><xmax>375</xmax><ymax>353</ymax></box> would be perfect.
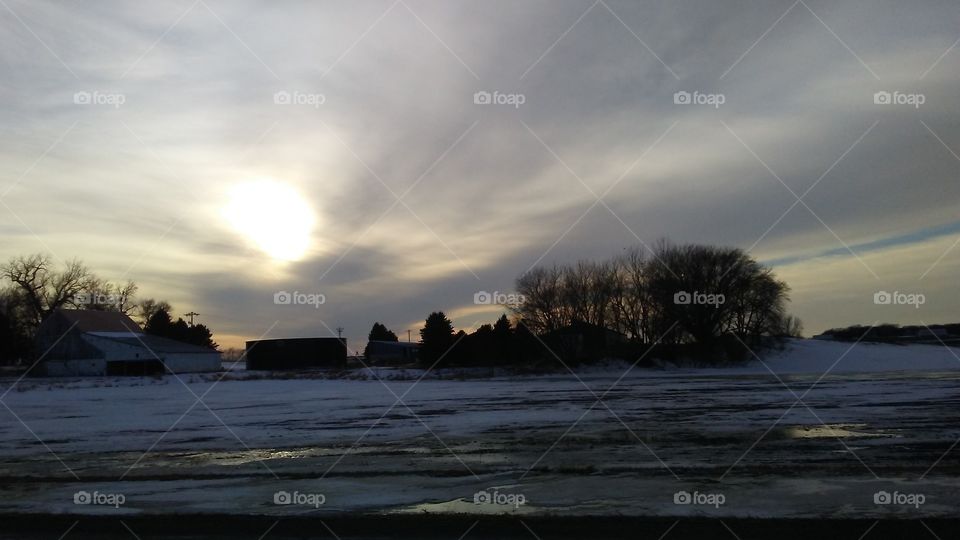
<box><xmin>0</xmin><ymin>339</ymin><xmax>957</xmax><ymax>520</ymax></box>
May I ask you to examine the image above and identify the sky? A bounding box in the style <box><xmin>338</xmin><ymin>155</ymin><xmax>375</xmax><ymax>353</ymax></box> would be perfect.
<box><xmin>1</xmin><ymin>0</ymin><xmax>958</xmax><ymax>351</ymax></box>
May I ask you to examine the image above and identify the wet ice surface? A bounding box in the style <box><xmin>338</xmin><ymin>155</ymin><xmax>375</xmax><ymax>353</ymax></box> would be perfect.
<box><xmin>0</xmin><ymin>349</ymin><xmax>958</xmax><ymax>518</ymax></box>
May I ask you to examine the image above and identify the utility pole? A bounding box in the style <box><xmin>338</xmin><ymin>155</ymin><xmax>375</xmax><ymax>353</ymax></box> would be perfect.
<box><xmin>336</xmin><ymin>327</ymin><xmax>344</xmax><ymax>339</ymax></box>
<box><xmin>407</xmin><ymin>329</ymin><xmax>411</xmax><ymax>342</ymax></box>
<box><xmin>184</xmin><ymin>312</ymin><xmax>199</xmax><ymax>326</ymax></box>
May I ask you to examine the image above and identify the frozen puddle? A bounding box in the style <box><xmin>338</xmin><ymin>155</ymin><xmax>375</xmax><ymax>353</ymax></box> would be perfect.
<box><xmin>782</xmin><ymin>423</ymin><xmax>896</xmax><ymax>439</ymax></box>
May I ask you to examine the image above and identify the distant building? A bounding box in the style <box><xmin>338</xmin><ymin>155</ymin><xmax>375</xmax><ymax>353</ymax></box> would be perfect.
<box><xmin>245</xmin><ymin>337</ymin><xmax>347</xmax><ymax>370</ymax></box>
<box><xmin>35</xmin><ymin>309</ymin><xmax>221</xmax><ymax>376</ymax></box>
<box><xmin>365</xmin><ymin>340</ymin><xmax>419</xmax><ymax>365</ymax></box>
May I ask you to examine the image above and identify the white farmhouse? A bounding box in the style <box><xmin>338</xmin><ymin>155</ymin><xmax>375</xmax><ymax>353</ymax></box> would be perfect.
<box><xmin>35</xmin><ymin>309</ymin><xmax>221</xmax><ymax>376</ymax></box>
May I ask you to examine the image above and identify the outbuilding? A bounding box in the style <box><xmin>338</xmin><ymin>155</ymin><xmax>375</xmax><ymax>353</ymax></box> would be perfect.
<box><xmin>245</xmin><ymin>337</ymin><xmax>347</xmax><ymax>370</ymax></box>
<box><xmin>365</xmin><ymin>340</ymin><xmax>420</xmax><ymax>365</ymax></box>
<box><xmin>35</xmin><ymin>309</ymin><xmax>222</xmax><ymax>376</ymax></box>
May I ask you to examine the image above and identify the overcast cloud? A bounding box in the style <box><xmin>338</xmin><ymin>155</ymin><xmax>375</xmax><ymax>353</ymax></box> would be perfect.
<box><xmin>1</xmin><ymin>0</ymin><xmax>958</xmax><ymax>349</ymax></box>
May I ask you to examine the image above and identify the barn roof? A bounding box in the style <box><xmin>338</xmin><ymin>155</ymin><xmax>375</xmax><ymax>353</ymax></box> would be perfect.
<box><xmin>51</xmin><ymin>309</ymin><xmax>143</xmax><ymax>333</ymax></box>
<box><xmin>93</xmin><ymin>334</ymin><xmax>219</xmax><ymax>355</ymax></box>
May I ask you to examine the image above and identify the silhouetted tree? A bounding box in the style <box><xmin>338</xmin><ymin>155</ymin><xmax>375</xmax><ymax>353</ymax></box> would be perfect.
<box><xmin>144</xmin><ymin>305</ymin><xmax>218</xmax><ymax>350</ymax></box>
<box><xmin>514</xmin><ymin>266</ymin><xmax>565</xmax><ymax>333</ymax></box>
<box><xmin>0</xmin><ymin>289</ymin><xmax>31</xmax><ymax>364</ymax></box>
<box><xmin>776</xmin><ymin>315</ymin><xmax>804</xmax><ymax>338</ymax></box>
<box><xmin>2</xmin><ymin>254</ymin><xmax>94</xmax><ymax>326</ymax></box>
<box><xmin>611</xmin><ymin>248</ymin><xmax>656</xmax><ymax>343</ymax></box>
<box><xmin>459</xmin><ymin>324</ymin><xmax>495</xmax><ymax>365</ymax></box>
<box><xmin>513</xmin><ymin>318</ymin><xmax>546</xmax><ymax>367</ymax></box>
<box><xmin>368</xmin><ymin>322</ymin><xmax>398</xmax><ymax>342</ymax></box>
<box><xmin>1</xmin><ymin>253</ymin><xmax>142</xmax><ymax>327</ymax></box>
<box><xmin>184</xmin><ymin>323</ymin><xmax>218</xmax><ymax>350</ymax></box>
<box><xmin>77</xmin><ymin>279</ymin><xmax>138</xmax><ymax>314</ymax></box>
<box><xmin>364</xmin><ymin>322</ymin><xmax>399</xmax><ymax>359</ymax></box>
<box><xmin>143</xmin><ymin>308</ymin><xmax>174</xmax><ymax>336</ymax></box>
<box><xmin>136</xmin><ymin>298</ymin><xmax>172</xmax><ymax>326</ymax></box>
<box><xmin>516</xmin><ymin>241</ymin><xmax>798</xmax><ymax>363</ymax></box>
<box><xmin>644</xmin><ymin>242</ymin><xmax>791</xmax><ymax>358</ymax></box>
<box><xmin>419</xmin><ymin>311</ymin><xmax>455</xmax><ymax>367</ymax></box>
<box><xmin>492</xmin><ymin>315</ymin><xmax>517</xmax><ymax>365</ymax></box>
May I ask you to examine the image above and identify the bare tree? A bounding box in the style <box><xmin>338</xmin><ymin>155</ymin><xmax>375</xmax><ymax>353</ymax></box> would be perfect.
<box><xmin>76</xmin><ymin>278</ymin><xmax>139</xmax><ymax>314</ymax></box>
<box><xmin>1</xmin><ymin>255</ymin><xmax>94</xmax><ymax>326</ymax></box>
<box><xmin>647</xmin><ymin>243</ymin><xmax>792</xmax><ymax>350</ymax></box>
<box><xmin>136</xmin><ymin>298</ymin><xmax>172</xmax><ymax>326</ymax></box>
<box><xmin>514</xmin><ymin>266</ymin><xmax>566</xmax><ymax>333</ymax></box>
<box><xmin>517</xmin><ymin>242</ymin><xmax>798</xmax><ymax>361</ymax></box>
<box><xmin>611</xmin><ymin>248</ymin><xmax>655</xmax><ymax>342</ymax></box>
<box><xmin>2</xmin><ymin>254</ymin><xmax>141</xmax><ymax>327</ymax></box>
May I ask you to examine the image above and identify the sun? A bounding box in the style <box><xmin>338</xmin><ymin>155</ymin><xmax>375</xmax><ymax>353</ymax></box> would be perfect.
<box><xmin>222</xmin><ymin>180</ymin><xmax>316</xmax><ymax>261</ymax></box>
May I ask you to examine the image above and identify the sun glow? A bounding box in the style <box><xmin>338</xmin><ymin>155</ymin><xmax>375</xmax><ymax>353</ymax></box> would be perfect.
<box><xmin>222</xmin><ymin>180</ymin><xmax>316</xmax><ymax>261</ymax></box>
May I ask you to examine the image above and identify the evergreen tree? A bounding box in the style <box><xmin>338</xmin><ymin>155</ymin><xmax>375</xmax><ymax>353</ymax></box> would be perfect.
<box><xmin>144</xmin><ymin>306</ymin><xmax>218</xmax><ymax>350</ymax></box>
<box><xmin>367</xmin><ymin>322</ymin><xmax>399</xmax><ymax>342</ymax></box>
<box><xmin>493</xmin><ymin>314</ymin><xmax>515</xmax><ymax>365</ymax></box>
<box><xmin>364</xmin><ymin>322</ymin><xmax>399</xmax><ymax>359</ymax></box>
<box><xmin>419</xmin><ymin>312</ymin><xmax>455</xmax><ymax>367</ymax></box>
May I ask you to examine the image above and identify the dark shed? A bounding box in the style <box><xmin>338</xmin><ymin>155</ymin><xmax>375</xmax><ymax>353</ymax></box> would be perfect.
<box><xmin>245</xmin><ymin>337</ymin><xmax>347</xmax><ymax>370</ymax></box>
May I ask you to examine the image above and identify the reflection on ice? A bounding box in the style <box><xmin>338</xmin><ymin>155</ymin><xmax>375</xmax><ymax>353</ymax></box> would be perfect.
<box><xmin>782</xmin><ymin>424</ymin><xmax>892</xmax><ymax>439</ymax></box>
<box><xmin>394</xmin><ymin>497</ymin><xmax>539</xmax><ymax>515</ymax></box>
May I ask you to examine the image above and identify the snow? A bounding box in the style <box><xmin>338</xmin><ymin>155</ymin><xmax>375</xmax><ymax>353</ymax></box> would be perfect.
<box><xmin>0</xmin><ymin>339</ymin><xmax>957</xmax><ymax>519</ymax></box>
<box><xmin>729</xmin><ymin>338</ymin><xmax>960</xmax><ymax>375</ymax></box>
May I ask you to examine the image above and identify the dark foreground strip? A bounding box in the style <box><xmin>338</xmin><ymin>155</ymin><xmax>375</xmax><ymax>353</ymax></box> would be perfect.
<box><xmin>0</xmin><ymin>514</ymin><xmax>957</xmax><ymax>539</ymax></box>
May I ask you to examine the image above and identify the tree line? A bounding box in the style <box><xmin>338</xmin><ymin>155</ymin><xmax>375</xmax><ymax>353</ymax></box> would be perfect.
<box><xmin>819</xmin><ymin>323</ymin><xmax>960</xmax><ymax>343</ymax></box>
<box><xmin>515</xmin><ymin>242</ymin><xmax>801</xmax><ymax>350</ymax></box>
<box><xmin>0</xmin><ymin>254</ymin><xmax>217</xmax><ymax>364</ymax></box>
<box><xmin>404</xmin><ymin>242</ymin><xmax>801</xmax><ymax>368</ymax></box>
<box><xmin>364</xmin><ymin>312</ymin><xmax>540</xmax><ymax>369</ymax></box>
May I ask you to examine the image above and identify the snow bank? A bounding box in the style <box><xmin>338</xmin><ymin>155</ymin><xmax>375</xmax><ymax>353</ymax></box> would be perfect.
<box><xmin>731</xmin><ymin>338</ymin><xmax>960</xmax><ymax>376</ymax></box>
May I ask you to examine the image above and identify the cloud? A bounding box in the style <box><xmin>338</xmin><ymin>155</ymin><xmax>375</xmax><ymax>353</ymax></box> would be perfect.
<box><xmin>1</xmin><ymin>0</ymin><xmax>958</xmax><ymax>347</ymax></box>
